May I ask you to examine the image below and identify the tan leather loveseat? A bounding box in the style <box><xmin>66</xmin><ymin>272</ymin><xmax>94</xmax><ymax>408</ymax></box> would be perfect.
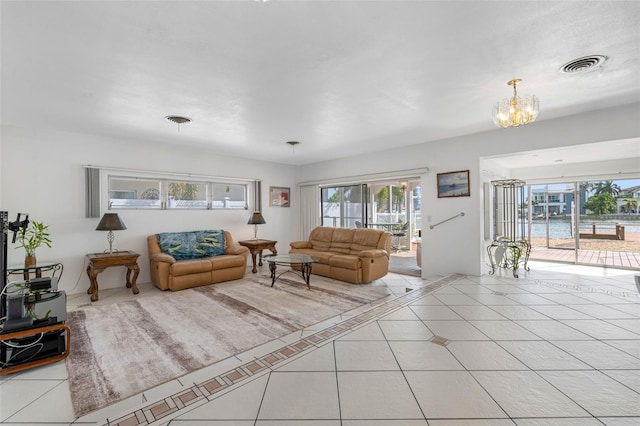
<box><xmin>147</xmin><ymin>230</ymin><xmax>249</xmax><ymax>291</ymax></box>
<box><xmin>289</xmin><ymin>226</ymin><xmax>391</xmax><ymax>284</ymax></box>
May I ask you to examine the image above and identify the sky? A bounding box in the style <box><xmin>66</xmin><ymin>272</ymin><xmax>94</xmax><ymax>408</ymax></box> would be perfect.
<box><xmin>615</xmin><ymin>178</ymin><xmax>640</xmax><ymax>190</ymax></box>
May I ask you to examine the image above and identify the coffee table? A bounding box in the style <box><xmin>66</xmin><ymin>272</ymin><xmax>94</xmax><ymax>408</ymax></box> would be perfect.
<box><xmin>265</xmin><ymin>254</ymin><xmax>316</xmax><ymax>289</ymax></box>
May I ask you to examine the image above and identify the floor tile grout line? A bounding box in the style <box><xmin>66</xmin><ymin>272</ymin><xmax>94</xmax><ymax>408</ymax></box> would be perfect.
<box><xmin>103</xmin><ymin>274</ymin><xmax>460</xmax><ymax>426</ymax></box>
<box><xmin>331</xmin><ymin>340</ymin><xmax>343</xmax><ymax>425</ymax></box>
<box><xmin>452</xmin><ymin>276</ymin><xmax>640</xmax><ymax>414</ymax></box>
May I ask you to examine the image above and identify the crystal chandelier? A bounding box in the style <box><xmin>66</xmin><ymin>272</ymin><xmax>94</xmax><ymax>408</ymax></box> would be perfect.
<box><xmin>492</xmin><ymin>79</ymin><xmax>539</xmax><ymax>128</ymax></box>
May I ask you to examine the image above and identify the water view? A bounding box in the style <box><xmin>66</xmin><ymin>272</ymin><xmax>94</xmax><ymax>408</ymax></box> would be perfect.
<box><xmin>525</xmin><ymin>219</ymin><xmax>640</xmax><ymax>239</ymax></box>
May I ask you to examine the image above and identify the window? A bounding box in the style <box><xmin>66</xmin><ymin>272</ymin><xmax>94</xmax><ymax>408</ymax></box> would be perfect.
<box><xmin>167</xmin><ymin>181</ymin><xmax>208</xmax><ymax>209</ymax></box>
<box><xmin>212</xmin><ymin>183</ymin><xmax>248</xmax><ymax>209</ymax></box>
<box><xmin>108</xmin><ymin>177</ymin><xmax>161</xmax><ymax>209</ymax></box>
<box><xmin>108</xmin><ymin>175</ymin><xmax>248</xmax><ymax>210</ymax></box>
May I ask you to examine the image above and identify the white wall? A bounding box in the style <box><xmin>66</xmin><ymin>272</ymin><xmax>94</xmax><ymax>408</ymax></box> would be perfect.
<box><xmin>297</xmin><ymin>103</ymin><xmax>640</xmax><ymax>277</ymax></box>
<box><xmin>0</xmin><ymin>125</ymin><xmax>298</xmax><ymax>295</ymax></box>
<box><xmin>2</xmin><ymin>103</ymin><xmax>638</xmax><ymax>292</ymax></box>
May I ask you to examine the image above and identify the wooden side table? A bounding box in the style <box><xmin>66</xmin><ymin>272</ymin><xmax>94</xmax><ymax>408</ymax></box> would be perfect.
<box><xmin>86</xmin><ymin>251</ymin><xmax>140</xmax><ymax>301</ymax></box>
<box><xmin>238</xmin><ymin>239</ymin><xmax>277</xmax><ymax>273</ymax></box>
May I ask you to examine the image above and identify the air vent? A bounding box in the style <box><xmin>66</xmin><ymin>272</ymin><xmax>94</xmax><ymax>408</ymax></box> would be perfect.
<box><xmin>560</xmin><ymin>55</ymin><xmax>608</xmax><ymax>73</ymax></box>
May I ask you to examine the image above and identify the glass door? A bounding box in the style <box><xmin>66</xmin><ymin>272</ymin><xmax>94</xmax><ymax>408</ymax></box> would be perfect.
<box><xmin>546</xmin><ymin>183</ymin><xmax>579</xmax><ymax>251</ymax></box>
<box><xmin>320</xmin><ymin>184</ymin><xmax>368</xmax><ymax>228</ymax></box>
<box><xmin>529</xmin><ymin>184</ymin><xmax>579</xmax><ymax>248</ymax></box>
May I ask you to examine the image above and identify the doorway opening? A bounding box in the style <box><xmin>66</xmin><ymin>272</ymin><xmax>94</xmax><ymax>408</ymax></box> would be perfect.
<box><xmin>320</xmin><ymin>178</ymin><xmax>422</xmax><ymax>276</ymax></box>
<box><xmin>526</xmin><ymin>178</ymin><xmax>640</xmax><ymax>269</ymax></box>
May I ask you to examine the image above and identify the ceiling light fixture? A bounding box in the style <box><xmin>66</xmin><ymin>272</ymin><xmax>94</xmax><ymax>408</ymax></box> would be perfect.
<box><xmin>492</xmin><ymin>79</ymin><xmax>539</xmax><ymax>128</ymax></box>
<box><xmin>286</xmin><ymin>141</ymin><xmax>300</xmax><ymax>153</ymax></box>
<box><xmin>165</xmin><ymin>115</ymin><xmax>191</xmax><ymax>132</ymax></box>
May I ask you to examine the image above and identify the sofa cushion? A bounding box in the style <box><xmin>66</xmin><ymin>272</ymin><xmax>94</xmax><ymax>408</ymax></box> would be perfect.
<box><xmin>351</xmin><ymin>228</ymin><xmax>385</xmax><ymax>253</ymax></box>
<box><xmin>309</xmin><ymin>227</ymin><xmax>334</xmax><ymax>251</ymax></box>
<box><xmin>171</xmin><ymin>258</ymin><xmax>214</xmax><ymax>276</ymax></box>
<box><xmin>329</xmin><ymin>254</ymin><xmax>361</xmax><ymax>270</ymax></box>
<box><xmin>210</xmin><ymin>254</ymin><xmax>246</xmax><ymax>269</ymax></box>
<box><xmin>330</xmin><ymin>228</ymin><xmax>356</xmax><ymax>254</ymax></box>
<box><xmin>157</xmin><ymin>230</ymin><xmax>226</xmax><ymax>260</ymax></box>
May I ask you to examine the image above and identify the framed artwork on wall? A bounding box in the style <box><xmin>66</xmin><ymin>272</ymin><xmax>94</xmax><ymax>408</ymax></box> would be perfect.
<box><xmin>269</xmin><ymin>186</ymin><xmax>290</xmax><ymax>207</ymax></box>
<box><xmin>437</xmin><ymin>170</ymin><xmax>470</xmax><ymax>198</ymax></box>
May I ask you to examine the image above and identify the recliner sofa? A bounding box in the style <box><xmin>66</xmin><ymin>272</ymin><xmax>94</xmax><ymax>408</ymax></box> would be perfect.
<box><xmin>289</xmin><ymin>226</ymin><xmax>391</xmax><ymax>284</ymax></box>
<box><xmin>147</xmin><ymin>230</ymin><xmax>248</xmax><ymax>291</ymax></box>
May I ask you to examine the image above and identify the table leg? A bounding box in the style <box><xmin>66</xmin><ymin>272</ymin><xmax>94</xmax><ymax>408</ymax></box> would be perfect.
<box><xmin>301</xmin><ymin>262</ymin><xmax>312</xmax><ymax>290</ymax></box>
<box><xmin>258</xmin><ymin>249</ymin><xmax>264</xmax><ymax>267</ymax></box>
<box><xmin>126</xmin><ymin>264</ymin><xmax>140</xmax><ymax>295</ymax></box>
<box><xmin>250</xmin><ymin>250</ymin><xmax>259</xmax><ymax>273</ymax></box>
<box><xmin>269</xmin><ymin>262</ymin><xmax>277</xmax><ymax>287</ymax></box>
<box><xmin>86</xmin><ymin>265</ymin><xmax>104</xmax><ymax>302</ymax></box>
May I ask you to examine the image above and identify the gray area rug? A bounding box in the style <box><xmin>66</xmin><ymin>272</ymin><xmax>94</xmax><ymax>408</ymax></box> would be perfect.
<box><xmin>65</xmin><ymin>271</ymin><xmax>391</xmax><ymax>416</ymax></box>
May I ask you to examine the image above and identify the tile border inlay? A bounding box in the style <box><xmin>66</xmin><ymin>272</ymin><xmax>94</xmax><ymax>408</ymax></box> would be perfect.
<box><xmin>106</xmin><ymin>274</ymin><xmax>461</xmax><ymax>426</ymax></box>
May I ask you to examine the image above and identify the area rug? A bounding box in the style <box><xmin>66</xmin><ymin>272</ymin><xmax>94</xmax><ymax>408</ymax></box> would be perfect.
<box><xmin>65</xmin><ymin>271</ymin><xmax>392</xmax><ymax>416</ymax></box>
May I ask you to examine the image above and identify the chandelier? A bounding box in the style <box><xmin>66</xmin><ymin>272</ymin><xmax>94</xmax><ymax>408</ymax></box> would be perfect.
<box><xmin>492</xmin><ymin>79</ymin><xmax>539</xmax><ymax>128</ymax></box>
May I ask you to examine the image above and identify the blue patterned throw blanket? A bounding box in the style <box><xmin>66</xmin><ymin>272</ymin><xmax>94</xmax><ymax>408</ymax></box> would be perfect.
<box><xmin>156</xmin><ymin>230</ymin><xmax>226</xmax><ymax>260</ymax></box>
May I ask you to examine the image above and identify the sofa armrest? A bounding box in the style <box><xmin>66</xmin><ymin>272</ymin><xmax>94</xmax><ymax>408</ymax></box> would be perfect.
<box><xmin>226</xmin><ymin>244</ymin><xmax>250</xmax><ymax>256</ymax></box>
<box><xmin>359</xmin><ymin>249</ymin><xmax>389</xmax><ymax>259</ymax></box>
<box><xmin>290</xmin><ymin>241</ymin><xmax>312</xmax><ymax>249</ymax></box>
<box><xmin>150</xmin><ymin>252</ymin><xmax>176</xmax><ymax>264</ymax></box>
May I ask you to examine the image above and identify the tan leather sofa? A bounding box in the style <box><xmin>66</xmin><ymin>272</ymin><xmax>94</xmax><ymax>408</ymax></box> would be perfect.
<box><xmin>289</xmin><ymin>226</ymin><xmax>391</xmax><ymax>284</ymax></box>
<box><xmin>147</xmin><ymin>231</ymin><xmax>249</xmax><ymax>291</ymax></box>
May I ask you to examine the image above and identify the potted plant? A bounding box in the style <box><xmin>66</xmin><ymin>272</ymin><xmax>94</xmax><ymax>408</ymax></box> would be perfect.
<box><xmin>15</xmin><ymin>220</ymin><xmax>52</xmax><ymax>267</ymax></box>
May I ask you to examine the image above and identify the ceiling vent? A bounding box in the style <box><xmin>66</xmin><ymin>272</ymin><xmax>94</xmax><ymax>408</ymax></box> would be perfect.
<box><xmin>560</xmin><ymin>55</ymin><xmax>608</xmax><ymax>73</ymax></box>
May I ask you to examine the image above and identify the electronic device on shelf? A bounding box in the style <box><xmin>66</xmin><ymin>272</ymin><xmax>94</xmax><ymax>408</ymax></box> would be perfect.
<box><xmin>0</xmin><ymin>211</ymin><xmax>69</xmax><ymax>374</ymax></box>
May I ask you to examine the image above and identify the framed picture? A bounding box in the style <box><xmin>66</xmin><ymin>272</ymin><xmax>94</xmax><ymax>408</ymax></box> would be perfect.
<box><xmin>437</xmin><ymin>170</ymin><xmax>470</xmax><ymax>198</ymax></box>
<box><xmin>269</xmin><ymin>186</ymin><xmax>290</xmax><ymax>207</ymax></box>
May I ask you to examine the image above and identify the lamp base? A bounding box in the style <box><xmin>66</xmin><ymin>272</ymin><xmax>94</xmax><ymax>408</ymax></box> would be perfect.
<box><xmin>105</xmin><ymin>231</ymin><xmax>119</xmax><ymax>253</ymax></box>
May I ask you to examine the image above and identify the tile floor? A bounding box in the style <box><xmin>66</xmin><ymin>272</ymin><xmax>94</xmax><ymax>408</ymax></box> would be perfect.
<box><xmin>1</xmin><ymin>261</ymin><xmax>639</xmax><ymax>426</ymax></box>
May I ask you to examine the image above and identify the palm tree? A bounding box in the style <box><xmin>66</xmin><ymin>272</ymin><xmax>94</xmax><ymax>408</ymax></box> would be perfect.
<box><xmin>593</xmin><ymin>180</ymin><xmax>621</xmax><ymax>197</ymax></box>
<box><xmin>621</xmin><ymin>198</ymin><xmax>639</xmax><ymax>213</ymax></box>
<box><xmin>168</xmin><ymin>182</ymin><xmax>199</xmax><ymax>200</ymax></box>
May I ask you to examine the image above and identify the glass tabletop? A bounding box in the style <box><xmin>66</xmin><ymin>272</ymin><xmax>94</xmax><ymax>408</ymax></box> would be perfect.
<box><xmin>7</xmin><ymin>261</ymin><xmax>63</xmax><ymax>272</ymax></box>
<box><xmin>264</xmin><ymin>254</ymin><xmax>316</xmax><ymax>264</ymax></box>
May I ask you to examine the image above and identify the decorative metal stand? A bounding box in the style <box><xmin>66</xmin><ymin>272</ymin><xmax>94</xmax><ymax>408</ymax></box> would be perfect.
<box><xmin>487</xmin><ymin>179</ymin><xmax>531</xmax><ymax>278</ymax></box>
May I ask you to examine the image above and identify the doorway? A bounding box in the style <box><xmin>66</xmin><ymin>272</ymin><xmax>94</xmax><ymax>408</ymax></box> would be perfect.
<box><xmin>529</xmin><ymin>183</ymin><xmax>579</xmax><ymax>252</ymax></box>
<box><xmin>320</xmin><ymin>178</ymin><xmax>423</xmax><ymax>276</ymax></box>
<box><xmin>527</xmin><ymin>178</ymin><xmax>640</xmax><ymax>268</ymax></box>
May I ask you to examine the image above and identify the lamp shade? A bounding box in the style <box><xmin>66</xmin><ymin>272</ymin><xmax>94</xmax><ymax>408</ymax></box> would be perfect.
<box><xmin>96</xmin><ymin>213</ymin><xmax>127</xmax><ymax>231</ymax></box>
<box><xmin>247</xmin><ymin>211</ymin><xmax>266</xmax><ymax>225</ymax></box>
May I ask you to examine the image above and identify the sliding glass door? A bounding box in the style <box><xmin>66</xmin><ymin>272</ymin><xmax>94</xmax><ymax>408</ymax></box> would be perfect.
<box><xmin>529</xmin><ymin>184</ymin><xmax>577</xmax><ymax>250</ymax></box>
<box><xmin>321</xmin><ymin>184</ymin><xmax>368</xmax><ymax>228</ymax></box>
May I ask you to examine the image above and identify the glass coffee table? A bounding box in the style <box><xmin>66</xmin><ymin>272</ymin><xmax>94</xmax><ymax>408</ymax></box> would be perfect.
<box><xmin>264</xmin><ymin>254</ymin><xmax>316</xmax><ymax>289</ymax></box>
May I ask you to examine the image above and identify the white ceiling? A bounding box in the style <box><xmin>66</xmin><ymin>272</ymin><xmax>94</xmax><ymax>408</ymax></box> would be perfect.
<box><xmin>1</xmin><ymin>1</ymin><xmax>639</xmax><ymax>166</ymax></box>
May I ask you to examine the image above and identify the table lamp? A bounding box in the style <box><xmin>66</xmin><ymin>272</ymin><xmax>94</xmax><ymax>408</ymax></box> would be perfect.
<box><xmin>248</xmin><ymin>211</ymin><xmax>266</xmax><ymax>239</ymax></box>
<box><xmin>96</xmin><ymin>213</ymin><xmax>127</xmax><ymax>253</ymax></box>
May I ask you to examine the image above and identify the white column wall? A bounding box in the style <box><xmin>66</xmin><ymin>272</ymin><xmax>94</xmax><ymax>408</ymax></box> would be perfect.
<box><xmin>0</xmin><ymin>125</ymin><xmax>298</xmax><ymax>294</ymax></box>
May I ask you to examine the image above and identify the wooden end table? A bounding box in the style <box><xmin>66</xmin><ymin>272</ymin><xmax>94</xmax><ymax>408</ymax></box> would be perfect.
<box><xmin>238</xmin><ymin>239</ymin><xmax>277</xmax><ymax>273</ymax></box>
<box><xmin>86</xmin><ymin>250</ymin><xmax>140</xmax><ymax>301</ymax></box>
